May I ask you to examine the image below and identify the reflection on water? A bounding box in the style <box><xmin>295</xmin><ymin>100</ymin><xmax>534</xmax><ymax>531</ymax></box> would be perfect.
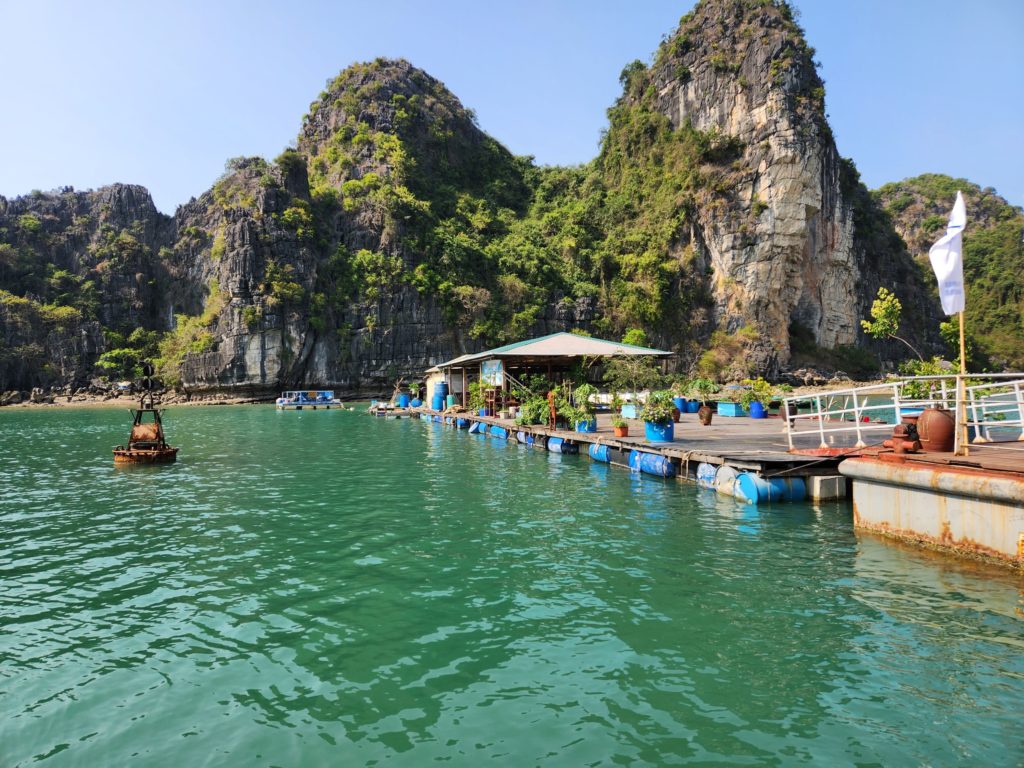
<box><xmin>0</xmin><ymin>407</ymin><xmax>1021</xmax><ymax>766</ymax></box>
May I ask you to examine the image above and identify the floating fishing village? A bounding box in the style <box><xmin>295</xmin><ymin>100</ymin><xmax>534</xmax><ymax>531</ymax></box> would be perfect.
<box><xmin>2</xmin><ymin>0</ymin><xmax>1023</xmax><ymax>764</ymax></box>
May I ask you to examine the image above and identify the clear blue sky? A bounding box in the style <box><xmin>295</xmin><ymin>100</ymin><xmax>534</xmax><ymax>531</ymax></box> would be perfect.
<box><xmin>1</xmin><ymin>0</ymin><xmax>1021</xmax><ymax>213</ymax></box>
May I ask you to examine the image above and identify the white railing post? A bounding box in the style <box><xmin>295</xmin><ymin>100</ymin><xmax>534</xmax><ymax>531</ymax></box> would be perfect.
<box><xmin>1015</xmin><ymin>381</ymin><xmax>1024</xmax><ymax>442</ymax></box>
<box><xmin>852</xmin><ymin>390</ymin><xmax>864</xmax><ymax>447</ymax></box>
<box><xmin>815</xmin><ymin>394</ymin><xmax>827</xmax><ymax>448</ymax></box>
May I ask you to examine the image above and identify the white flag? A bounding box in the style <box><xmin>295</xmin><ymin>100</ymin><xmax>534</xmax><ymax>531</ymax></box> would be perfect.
<box><xmin>928</xmin><ymin>190</ymin><xmax>967</xmax><ymax>315</ymax></box>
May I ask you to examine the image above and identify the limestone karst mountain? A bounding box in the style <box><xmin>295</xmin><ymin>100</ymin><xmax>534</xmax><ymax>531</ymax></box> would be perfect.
<box><xmin>1</xmin><ymin>0</ymin><xmax>1016</xmax><ymax>395</ymax></box>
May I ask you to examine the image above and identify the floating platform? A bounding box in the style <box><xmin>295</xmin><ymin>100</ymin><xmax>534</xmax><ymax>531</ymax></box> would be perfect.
<box><xmin>410</xmin><ymin>408</ymin><xmax>850</xmax><ymax>503</ymax></box>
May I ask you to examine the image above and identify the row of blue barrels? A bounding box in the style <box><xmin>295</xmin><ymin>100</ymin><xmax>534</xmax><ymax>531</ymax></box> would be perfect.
<box><xmin>696</xmin><ymin>462</ymin><xmax>806</xmax><ymax>504</ymax></box>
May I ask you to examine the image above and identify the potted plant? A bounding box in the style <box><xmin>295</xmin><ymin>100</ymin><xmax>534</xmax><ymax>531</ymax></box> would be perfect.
<box><xmin>572</xmin><ymin>383</ymin><xmax>598</xmax><ymax>432</ymax></box>
<box><xmin>468</xmin><ymin>380</ymin><xmax>487</xmax><ymax>416</ymax></box>
<box><xmin>689</xmin><ymin>378</ymin><xmax>718</xmax><ymax>425</ymax></box>
<box><xmin>640</xmin><ymin>389</ymin><xmax>675</xmax><ymax>442</ymax></box>
<box><xmin>604</xmin><ymin>356</ymin><xmax>661</xmax><ymax>420</ymax></box>
<box><xmin>739</xmin><ymin>377</ymin><xmax>774</xmax><ymax>419</ymax></box>
<box><xmin>670</xmin><ymin>378</ymin><xmax>690</xmax><ymax>415</ymax></box>
<box><xmin>611</xmin><ymin>415</ymin><xmax>629</xmax><ymax>438</ymax></box>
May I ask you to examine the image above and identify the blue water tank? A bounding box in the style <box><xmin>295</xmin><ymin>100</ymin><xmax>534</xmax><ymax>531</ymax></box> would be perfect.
<box><xmin>436</xmin><ymin>382</ymin><xmax>449</xmax><ymax>400</ymax></box>
<box><xmin>398</xmin><ymin>393</ymin><xmax>410</xmax><ymax>408</ymax></box>
<box><xmin>588</xmin><ymin>444</ymin><xmax>611</xmax><ymax>463</ymax></box>
<box><xmin>735</xmin><ymin>473</ymin><xmax>806</xmax><ymax>504</ymax></box>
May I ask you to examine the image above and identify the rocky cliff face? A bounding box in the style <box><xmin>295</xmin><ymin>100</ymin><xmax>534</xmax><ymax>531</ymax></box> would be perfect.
<box><xmin>0</xmin><ymin>0</ymin><xmax>969</xmax><ymax>395</ymax></box>
<box><xmin>641</xmin><ymin>0</ymin><xmax>933</xmax><ymax>372</ymax></box>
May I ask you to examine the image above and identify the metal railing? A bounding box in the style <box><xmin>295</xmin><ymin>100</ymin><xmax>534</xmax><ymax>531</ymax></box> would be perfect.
<box><xmin>783</xmin><ymin>373</ymin><xmax>1024</xmax><ymax>453</ymax></box>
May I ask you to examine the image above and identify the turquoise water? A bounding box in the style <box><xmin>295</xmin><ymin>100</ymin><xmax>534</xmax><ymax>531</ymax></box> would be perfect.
<box><xmin>1</xmin><ymin>406</ymin><xmax>1022</xmax><ymax>766</ymax></box>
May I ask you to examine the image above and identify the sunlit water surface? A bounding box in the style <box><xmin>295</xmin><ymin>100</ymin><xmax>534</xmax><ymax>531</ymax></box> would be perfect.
<box><xmin>1</xmin><ymin>406</ymin><xmax>1022</xmax><ymax>766</ymax></box>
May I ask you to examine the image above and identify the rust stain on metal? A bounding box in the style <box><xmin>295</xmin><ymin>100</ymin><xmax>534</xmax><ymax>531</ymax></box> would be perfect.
<box><xmin>856</xmin><ymin>519</ymin><xmax>1022</xmax><ymax>569</ymax></box>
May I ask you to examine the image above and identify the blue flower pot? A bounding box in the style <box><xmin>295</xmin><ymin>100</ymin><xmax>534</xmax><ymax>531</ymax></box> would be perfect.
<box><xmin>575</xmin><ymin>419</ymin><xmax>597</xmax><ymax>433</ymax></box>
<box><xmin>687</xmin><ymin>399</ymin><xmax>701</xmax><ymax>413</ymax></box>
<box><xmin>672</xmin><ymin>397</ymin><xmax>686</xmax><ymax>413</ymax></box>
<box><xmin>749</xmin><ymin>401</ymin><xmax>766</xmax><ymax>419</ymax></box>
<box><xmin>644</xmin><ymin>421</ymin><xmax>674</xmax><ymax>442</ymax></box>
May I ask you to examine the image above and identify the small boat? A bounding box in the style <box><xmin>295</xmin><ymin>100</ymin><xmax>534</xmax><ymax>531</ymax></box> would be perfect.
<box><xmin>275</xmin><ymin>390</ymin><xmax>344</xmax><ymax>410</ymax></box>
<box><xmin>113</xmin><ymin>368</ymin><xmax>178</xmax><ymax>464</ymax></box>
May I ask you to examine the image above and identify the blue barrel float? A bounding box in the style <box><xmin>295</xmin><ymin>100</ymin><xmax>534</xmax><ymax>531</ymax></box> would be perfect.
<box><xmin>489</xmin><ymin>425</ymin><xmax>509</xmax><ymax>439</ymax></box>
<box><xmin>398</xmin><ymin>393</ymin><xmax>411</xmax><ymax>408</ymax></box>
<box><xmin>455</xmin><ymin>418</ymin><xmax>469</xmax><ymax>429</ymax></box>
<box><xmin>516</xmin><ymin>431</ymin><xmax>534</xmax><ymax>445</ymax></box>
<box><xmin>588</xmin><ymin>443</ymin><xmax>611</xmax><ymax>463</ymax></box>
<box><xmin>629</xmin><ymin>450</ymin><xmax>676</xmax><ymax>478</ymax></box>
<box><xmin>468</xmin><ymin>422</ymin><xmax>484</xmax><ymax>434</ymax></box>
<box><xmin>735</xmin><ymin>473</ymin><xmax>806</xmax><ymax>504</ymax></box>
<box><xmin>696</xmin><ymin>462</ymin><xmax>717</xmax><ymax>489</ymax></box>
<box><xmin>547</xmin><ymin>437</ymin><xmax>578</xmax><ymax>454</ymax></box>
<box><xmin>715</xmin><ymin>465</ymin><xmax>739</xmax><ymax>497</ymax></box>
<box><xmin>644</xmin><ymin>421</ymin><xmax>674</xmax><ymax>442</ymax></box>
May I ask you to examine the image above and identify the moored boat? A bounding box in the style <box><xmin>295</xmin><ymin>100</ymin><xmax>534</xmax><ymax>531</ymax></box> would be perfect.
<box><xmin>275</xmin><ymin>390</ymin><xmax>344</xmax><ymax>410</ymax></box>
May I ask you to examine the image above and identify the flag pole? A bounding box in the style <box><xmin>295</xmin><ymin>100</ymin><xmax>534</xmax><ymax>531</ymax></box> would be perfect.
<box><xmin>956</xmin><ymin>309</ymin><xmax>968</xmax><ymax>455</ymax></box>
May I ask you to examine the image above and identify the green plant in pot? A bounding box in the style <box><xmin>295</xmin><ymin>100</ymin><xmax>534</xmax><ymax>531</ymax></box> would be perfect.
<box><xmin>640</xmin><ymin>389</ymin><xmax>676</xmax><ymax>442</ymax></box>
<box><xmin>468</xmin><ymin>380</ymin><xmax>487</xmax><ymax>415</ymax></box>
<box><xmin>572</xmin><ymin>383</ymin><xmax>598</xmax><ymax>431</ymax></box>
<box><xmin>611</xmin><ymin>415</ymin><xmax>629</xmax><ymax>437</ymax></box>
<box><xmin>689</xmin><ymin>378</ymin><xmax>718</xmax><ymax>425</ymax></box>
<box><xmin>739</xmin><ymin>377</ymin><xmax>774</xmax><ymax>419</ymax></box>
<box><xmin>516</xmin><ymin>395</ymin><xmax>548</xmax><ymax>426</ymax></box>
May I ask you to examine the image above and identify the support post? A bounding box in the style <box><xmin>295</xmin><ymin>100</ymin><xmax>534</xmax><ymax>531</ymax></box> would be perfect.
<box><xmin>955</xmin><ymin>311</ymin><xmax>969</xmax><ymax>456</ymax></box>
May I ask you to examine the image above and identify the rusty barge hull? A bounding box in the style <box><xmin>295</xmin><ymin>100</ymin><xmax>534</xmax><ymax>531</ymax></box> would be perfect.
<box><xmin>113</xmin><ymin>447</ymin><xmax>179</xmax><ymax>464</ymax></box>
<box><xmin>840</xmin><ymin>456</ymin><xmax>1024</xmax><ymax>567</ymax></box>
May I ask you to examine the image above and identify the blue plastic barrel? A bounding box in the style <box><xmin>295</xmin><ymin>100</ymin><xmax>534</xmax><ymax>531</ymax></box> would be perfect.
<box><xmin>735</xmin><ymin>473</ymin><xmax>807</xmax><ymax>504</ymax></box>
<box><xmin>628</xmin><ymin>450</ymin><xmax>643</xmax><ymax>471</ymax></box>
<box><xmin>644</xmin><ymin>421</ymin><xmax>674</xmax><ymax>442</ymax></box>
<box><xmin>516</xmin><ymin>431</ymin><xmax>534</xmax><ymax>445</ymax></box>
<box><xmin>398</xmin><ymin>393</ymin><xmax>410</xmax><ymax>408</ymax></box>
<box><xmin>432</xmin><ymin>415</ymin><xmax>442</xmax><ymax>423</ymax></box>
<box><xmin>489</xmin><ymin>425</ymin><xmax>508</xmax><ymax>439</ymax></box>
<box><xmin>749</xmin><ymin>401</ymin><xmax>766</xmax><ymax>419</ymax></box>
<box><xmin>446</xmin><ymin>394</ymin><xmax>457</xmax><ymax>408</ymax></box>
<box><xmin>436</xmin><ymin>382</ymin><xmax>449</xmax><ymax>400</ymax></box>
<box><xmin>456</xmin><ymin>418</ymin><xmax>469</xmax><ymax>429</ymax></box>
<box><xmin>576</xmin><ymin>419</ymin><xmax>597</xmax><ymax>433</ymax></box>
<box><xmin>588</xmin><ymin>444</ymin><xmax>611</xmax><ymax>463</ymax></box>
<box><xmin>431</xmin><ymin>394</ymin><xmax>444</xmax><ymax>411</ymax></box>
<box><xmin>638</xmin><ymin>453</ymin><xmax>676</xmax><ymax>477</ymax></box>
<box><xmin>547</xmin><ymin>437</ymin><xmax>578</xmax><ymax>454</ymax></box>
<box><xmin>673</xmin><ymin>397</ymin><xmax>686</xmax><ymax>413</ymax></box>
<box><xmin>468</xmin><ymin>422</ymin><xmax>483</xmax><ymax>434</ymax></box>
<box><xmin>696</xmin><ymin>462</ymin><xmax>717</xmax><ymax>489</ymax></box>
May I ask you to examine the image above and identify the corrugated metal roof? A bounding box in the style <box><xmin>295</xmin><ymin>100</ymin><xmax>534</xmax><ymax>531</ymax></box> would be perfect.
<box><xmin>434</xmin><ymin>332</ymin><xmax>670</xmax><ymax>369</ymax></box>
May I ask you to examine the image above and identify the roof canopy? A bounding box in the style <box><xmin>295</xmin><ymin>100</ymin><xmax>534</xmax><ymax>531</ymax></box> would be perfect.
<box><xmin>430</xmin><ymin>332</ymin><xmax>671</xmax><ymax>371</ymax></box>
